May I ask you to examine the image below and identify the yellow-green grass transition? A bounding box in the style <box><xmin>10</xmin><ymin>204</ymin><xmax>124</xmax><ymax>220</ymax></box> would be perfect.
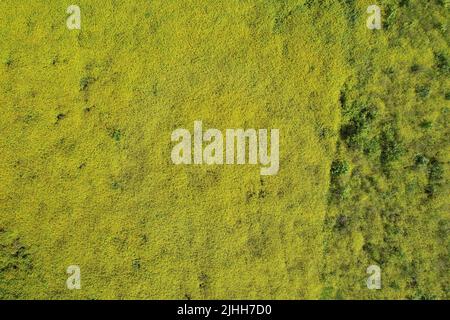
<box><xmin>0</xmin><ymin>0</ymin><xmax>448</xmax><ymax>299</ymax></box>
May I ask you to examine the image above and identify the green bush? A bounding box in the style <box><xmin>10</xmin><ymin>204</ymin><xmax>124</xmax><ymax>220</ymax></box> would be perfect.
<box><xmin>435</xmin><ymin>52</ymin><xmax>449</xmax><ymax>74</ymax></box>
<box><xmin>330</xmin><ymin>160</ymin><xmax>349</xmax><ymax>178</ymax></box>
<box><xmin>416</xmin><ymin>85</ymin><xmax>431</xmax><ymax>99</ymax></box>
<box><xmin>414</xmin><ymin>154</ymin><xmax>429</xmax><ymax>166</ymax></box>
<box><xmin>380</xmin><ymin>123</ymin><xmax>403</xmax><ymax>167</ymax></box>
<box><xmin>340</xmin><ymin>105</ymin><xmax>378</xmax><ymax>151</ymax></box>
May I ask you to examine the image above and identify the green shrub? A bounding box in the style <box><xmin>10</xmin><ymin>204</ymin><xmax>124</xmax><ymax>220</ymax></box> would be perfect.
<box><xmin>445</xmin><ymin>92</ymin><xmax>450</xmax><ymax>100</ymax></box>
<box><xmin>416</xmin><ymin>85</ymin><xmax>431</xmax><ymax>99</ymax></box>
<box><xmin>410</xmin><ymin>64</ymin><xmax>421</xmax><ymax>73</ymax></box>
<box><xmin>328</xmin><ymin>181</ymin><xmax>351</xmax><ymax>203</ymax></box>
<box><xmin>334</xmin><ymin>214</ymin><xmax>349</xmax><ymax>232</ymax></box>
<box><xmin>428</xmin><ymin>158</ymin><xmax>443</xmax><ymax>182</ymax></box>
<box><xmin>380</xmin><ymin>123</ymin><xmax>403</xmax><ymax>167</ymax></box>
<box><xmin>414</xmin><ymin>154</ymin><xmax>429</xmax><ymax>166</ymax></box>
<box><xmin>340</xmin><ymin>105</ymin><xmax>378</xmax><ymax>150</ymax></box>
<box><xmin>419</xmin><ymin>120</ymin><xmax>433</xmax><ymax>129</ymax></box>
<box><xmin>330</xmin><ymin>160</ymin><xmax>349</xmax><ymax>178</ymax></box>
<box><xmin>110</xmin><ymin>128</ymin><xmax>122</xmax><ymax>141</ymax></box>
<box><xmin>425</xmin><ymin>158</ymin><xmax>443</xmax><ymax>197</ymax></box>
<box><xmin>435</xmin><ymin>52</ymin><xmax>449</xmax><ymax>74</ymax></box>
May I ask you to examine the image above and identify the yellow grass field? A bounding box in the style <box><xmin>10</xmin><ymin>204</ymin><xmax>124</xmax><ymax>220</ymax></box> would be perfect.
<box><xmin>0</xmin><ymin>0</ymin><xmax>448</xmax><ymax>299</ymax></box>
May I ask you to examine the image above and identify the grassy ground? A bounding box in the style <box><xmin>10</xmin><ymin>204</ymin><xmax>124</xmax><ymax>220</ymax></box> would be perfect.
<box><xmin>0</xmin><ymin>0</ymin><xmax>448</xmax><ymax>299</ymax></box>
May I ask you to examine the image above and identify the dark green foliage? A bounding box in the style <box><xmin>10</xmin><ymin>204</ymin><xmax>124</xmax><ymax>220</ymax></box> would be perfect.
<box><xmin>331</xmin><ymin>160</ymin><xmax>349</xmax><ymax>178</ymax></box>
<box><xmin>384</xmin><ymin>4</ymin><xmax>398</xmax><ymax>29</ymax></box>
<box><xmin>324</xmin><ymin>0</ymin><xmax>448</xmax><ymax>300</ymax></box>
<box><xmin>329</xmin><ymin>158</ymin><xmax>351</xmax><ymax>203</ymax></box>
<box><xmin>425</xmin><ymin>158</ymin><xmax>443</xmax><ymax>198</ymax></box>
<box><xmin>339</xmin><ymin>0</ymin><xmax>357</xmax><ymax>25</ymax></box>
<box><xmin>428</xmin><ymin>158</ymin><xmax>443</xmax><ymax>182</ymax></box>
<box><xmin>414</xmin><ymin>154</ymin><xmax>429</xmax><ymax>166</ymax></box>
<box><xmin>410</xmin><ymin>64</ymin><xmax>421</xmax><ymax>73</ymax></box>
<box><xmin>416</xmin><ymin>85</ymin><xmax>431</xmax><ymax>99</ymax></box>
<box><xmin>445</xmin><ymin>92</ymin><xmax>450</xmax><ymax>100</ymax></box>
<box><xmin>380</xmin><ymin>123</ymin><xmax>403</xmax><ymax>167</ymax></box>
<box><xmin>419</xmin><ymin>120</ymin><xmax>433</xmax><ymax>129</ymax></box>
<box><xmin>132</xmin><ymin>259</ymin><xmax>141</xmax><ymax>270</ymax></box>
<box><xmin>334</xmin><ymin>214</ymin><xmax>349</xmax><ymax>232</ymax></box>
<box><xmin>328</xmin><ymin>181</ymin><xmax>350</xmax><ymax>203</ymax></box>
<box><xmin>363</xmin><ymin>242</ymin><xmax>382</xmax><ymax>264</ymax></box>
<box><xmin>110</xmin><ymin>128</ymin><xmax>122</xmax><ymax>141</ymax></box>
<box><xmin>340</xmin><ymin>104</ymin><xmax>378</xmax><ymax>152</ymax></box>
<box><xmin>434</xmin><ymin>52</ymin><xmax>449</xmax><ymax>74</ymax></box>
<box><xmin>4</xmin><ymin>57</ymin><xmax>13</xmax><ymax>67</ymax></box>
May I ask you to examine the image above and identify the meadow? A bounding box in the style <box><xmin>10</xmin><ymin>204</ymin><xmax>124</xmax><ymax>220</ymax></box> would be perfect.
<box><xmin>0</xmin><ymin>0</ymin><xmax>448</xmax><ymax>299</ymax></box>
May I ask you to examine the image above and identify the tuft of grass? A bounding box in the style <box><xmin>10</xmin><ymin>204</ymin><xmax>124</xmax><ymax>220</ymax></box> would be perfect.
<box><xmin>79</xmin><ymin>76</ymin><xmax>95</xmax><ymax>91</ymax></box>
<box><xmin>110</xmin><ymin>129</ymin><xmax>122</xmax><ymax>142</ymax></box>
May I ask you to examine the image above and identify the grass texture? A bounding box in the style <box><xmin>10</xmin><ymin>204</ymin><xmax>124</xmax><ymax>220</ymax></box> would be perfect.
<box><xmin>0</xmin><ymin>0</ymin><xmax>449</xmax><ymax>299</ymax></box>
